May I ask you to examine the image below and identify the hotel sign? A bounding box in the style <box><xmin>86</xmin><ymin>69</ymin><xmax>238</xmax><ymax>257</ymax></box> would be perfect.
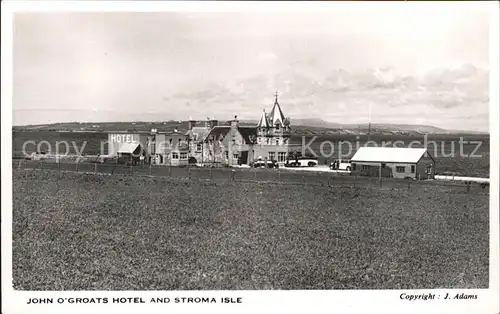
<box><xmin>109</xmin><ymin>134</ymin><xmax>140</xmax><ymax>143</ymax></box>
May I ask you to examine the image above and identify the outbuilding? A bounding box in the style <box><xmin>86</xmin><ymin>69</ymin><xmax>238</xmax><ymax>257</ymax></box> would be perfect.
<box><xmin>350</xmin><ymin>147</ymin><xmax>435</xmax><ymax>180</ymax></box>
<box><xmin>107</xmin><ymin>132</ymin><xmax>149</xmax><ymax>165</ymax></box>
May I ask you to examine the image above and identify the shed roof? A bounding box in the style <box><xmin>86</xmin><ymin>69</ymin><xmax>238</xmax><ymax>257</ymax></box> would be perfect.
<box><xmin>351</xmin><ymin>147</ymin><xmax>429</xmax><ymax>163</ymax></box>
<box><xmin>117</xmin><ymin>142</ymin><xmax>141</xmax><ymax>154</ymax></box>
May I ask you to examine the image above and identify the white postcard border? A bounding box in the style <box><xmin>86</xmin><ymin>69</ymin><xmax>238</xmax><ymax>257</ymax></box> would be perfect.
<box><xmin>2</xmin><ymin>2</ymin><xmax>499</xmax><ymax>314</ymax></box>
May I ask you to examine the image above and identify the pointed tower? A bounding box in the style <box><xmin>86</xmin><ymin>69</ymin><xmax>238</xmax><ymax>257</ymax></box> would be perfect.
<box><xmin>269</xmin><ymin>91</ymin><xmax>285</xmax><ymax>127</ymax></box>
<box><xmin>257</xmin><ymin>109</ymin><xmax>269</xmax><ymax>128</ymax></box>
<box><xmin>256</xmin><ymin>109</ymin><xmax>269</xmax><ymax>145</ymax></box>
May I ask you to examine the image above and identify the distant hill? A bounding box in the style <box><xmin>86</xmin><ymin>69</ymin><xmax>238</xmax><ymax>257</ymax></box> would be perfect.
<box><xmin>12</xmin><ymin>119</ymin><xmax>488</xmax><ymax>136</ymax></box>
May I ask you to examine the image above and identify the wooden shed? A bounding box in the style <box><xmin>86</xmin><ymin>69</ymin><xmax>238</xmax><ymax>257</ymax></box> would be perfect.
<box><xmin>350</xmin><ymin>147</ymin><xmax>435</xmax><ymax>180</ymax></box>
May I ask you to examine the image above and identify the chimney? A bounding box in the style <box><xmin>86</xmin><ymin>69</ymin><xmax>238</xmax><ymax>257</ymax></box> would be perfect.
<box><xmin>209</xmin><ymin>119</ymin><xmax>218</xmax><ymax>129</ymax></box>
<box><xmin>230</xmin><ymin>115</ymin><xmax>239</xmax><ymax>129</ymax></box>
<box><xmin>188</xmin><ymin>118</ymin><xmax>196</xmax><ymax>130</ymax></box>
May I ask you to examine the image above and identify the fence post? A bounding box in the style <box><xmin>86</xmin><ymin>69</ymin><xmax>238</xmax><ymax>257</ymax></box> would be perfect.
<box><xmin>188</xmin><ymin>167</ymin><xmax>191</xmax><ymax>180</ymax></box>
<box><xmin>58</xmin><ymin>160</ymin><xmax>61</xmax><ymax>172</ymax></box>
<box><xmin>407</xmin><ymin>179</ymin><xmax>411</xmax><ymax>191</ymax></box>
<box><xmin>209</xmin><ymin>166</ymin><xmax>212</xmax><ymax>180</ymax></box>
<box><xmin>253</xmin><ymin>168</ymin><xmax>257</xmax><ymax>181</ymax></box>
<box><xmin>277</xmin><ymin>168</ymin><xmax>281</xmax><ymax>181</ymax></box>
<box><xmin>379</xmin><ymin>177</ymin><xmax>382</xmax><ymax>188</ymax></box>
<box><xmin>149</xmin><ymin>164</ymin><xmax>152</xmax><ymax>176</ymax></box>
<box><xmin>466</xmin><ymin>181</ymin><xmax>471</xmax><ymax>193</ymax></box>
<box><xmin>76</xmin><ymin>162</ymin><xmax>79</xmax><ymax>173</ymax></box>
<box><xmin>94</xmin><ymin>163</ymin><xmax>97</xmax><ymax>173</ymax></box>
<box><xmin>169</xmin><ymin>166</ymin><xmax>172</xmax><ymax>177</ymax></box>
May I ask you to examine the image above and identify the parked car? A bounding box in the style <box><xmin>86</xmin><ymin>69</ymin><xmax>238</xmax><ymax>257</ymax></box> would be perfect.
<box><xmin>251</xmin><ymin>160</ymin><xmax>279</xmax><ymax>169</ymax></box>
<box><xmin>329</xmin><ymin>159</ymin><xmax>352</xmax><ymax>171</ymax></box>
<box><xmin>285</xmin><ymin>157</ymin><xmax>318</xmax><ymax>167</ymax></box>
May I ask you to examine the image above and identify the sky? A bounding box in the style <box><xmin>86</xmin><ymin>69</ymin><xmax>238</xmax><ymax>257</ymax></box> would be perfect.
<box><xmin>12</xmin><ymin>4</ymin><xmax>492</xmax><ymax>131</ymax></box>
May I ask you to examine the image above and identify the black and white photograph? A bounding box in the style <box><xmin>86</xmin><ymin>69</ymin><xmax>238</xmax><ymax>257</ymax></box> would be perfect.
<box><xmin>2</xmin><ymin>1</ymin><xmax>499</xmax><ymax>314</ymax></box>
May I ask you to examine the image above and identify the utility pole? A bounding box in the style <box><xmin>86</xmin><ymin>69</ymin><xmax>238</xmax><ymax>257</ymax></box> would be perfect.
<box><xmin>367</xmin><ymin>103</ymin><xmax>372</xmax><ymax>145</ymax></box>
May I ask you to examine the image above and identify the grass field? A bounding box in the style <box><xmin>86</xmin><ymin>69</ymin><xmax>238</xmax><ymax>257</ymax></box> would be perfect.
<box><xmin>12</xmin><ymin>131</ymin><xmax>490</xmax><ymax>177</ymax></box>
<box><xmin>13</xmin><ymin>169</ymin><xmax>489</xmax><ymax>290</ymax></box>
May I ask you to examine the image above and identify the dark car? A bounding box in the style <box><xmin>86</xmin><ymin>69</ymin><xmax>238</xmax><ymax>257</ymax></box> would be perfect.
<box><xmin>251</xmin><ymin>160</ymin><xmax>279</xmax><ymax>169</ymax></box>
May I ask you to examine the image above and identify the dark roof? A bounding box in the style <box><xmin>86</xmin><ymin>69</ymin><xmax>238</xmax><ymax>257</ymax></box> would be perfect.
<box><xmin>206</xmin><ymin>126</ymin><xmax>231</xmax><ymax>141</ymax></box>
<box><xmin>237</xmin><ymin>127</ymin><xmax>257</xmax><ymax>143</ymax></box>
<box><xmin>186</xmin><ymin>126</ymin><xmax>212</xmax><ymax>142</ymax></box>
<box><xmin>205</xmin><ymin>126</ymin><xmax>257</xmax><ymax>143</ymax></box>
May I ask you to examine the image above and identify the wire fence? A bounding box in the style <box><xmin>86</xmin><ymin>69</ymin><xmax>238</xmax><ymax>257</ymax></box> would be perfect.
<box><xmin>12</xmin><ymin>159</ymin><xmax>490</xmax><ymax>195</ymax></box>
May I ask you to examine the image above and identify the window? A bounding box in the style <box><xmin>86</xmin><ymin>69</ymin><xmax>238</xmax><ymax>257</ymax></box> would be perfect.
<box><xmin>196</xmin><ymin>143</ymin><xmax>203</xmax><ymax>152</ymax></box>
<box><xmin>232</xmin><ymin>139</ymin><xmax>236</xmax><ymax>145</ymax></box>
<box><xmin>268</xmin><ymin>152</ymin><xmax>276</xmax><ymax>160</ymax></box>
<box><xmin>233</xmin><ymin>153</ymin><xmax>239</xmax><ymax>159</ymax></box>
<box><xmin>278</xmin><ymin>152</ymin><xmax>287</xmax><ymax>162</ymax></box>
<box><xmin>396</xmin><ymin>166</ymin><xmax>406</xmax><ymax>173</ymax></box>
<box><xmin>171</xmin><ymin>152</ymin><xmax>179</xmax><ymax>159</ymax></box>
<box><xmin>225</xmin><ymin>151</ymin><xmax>229</xmax><ymax>160</ymax></box>
<box><xmin>381</xmin><ymin>163</ymin><xmax>386</xmax><ymax>168</ymax></box>
<box><xmin>362</xmin><ymin>165</ymin><xmax>369</xmax><ymax>171</ymax></box>
<box><xmin>276</xmin><ymin>139</ymin><xmax>279</xmax><ymax>146</ymax></box>
<box><xmin>180</xmin><ymin>152</ymin><xmax>187</xmax><ymax>159</ymax></box>
<box><xmin>411</xmin><ymin>165</ymin><xmax>415</xmax><ymax>173</ymax></box>
<box><xmin>169</xmin><ymin>139</ymin><xmax>173</xmax><ymax>145</ymax></box>
<box><xmin>352</xmin><ymin>163</ymin><xmax>357</xmax><ymax>171</ymax></box>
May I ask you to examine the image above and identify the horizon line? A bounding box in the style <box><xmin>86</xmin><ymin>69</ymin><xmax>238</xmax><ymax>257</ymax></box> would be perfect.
<box><xmin>11</xmin><ymin>120</ymin><xmax>490</xmax><ymax>134</ymax></box>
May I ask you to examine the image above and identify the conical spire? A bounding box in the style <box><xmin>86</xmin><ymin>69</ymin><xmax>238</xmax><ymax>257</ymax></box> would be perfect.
<box><xmin>257</xmin><ymin>109</ymin><xmax>269</xmax><ymax>128</ymax></box>
<box><xmin>270</xmin><ymin>91</ymin><xmax>285</xmax><ymax>126</ymax></box>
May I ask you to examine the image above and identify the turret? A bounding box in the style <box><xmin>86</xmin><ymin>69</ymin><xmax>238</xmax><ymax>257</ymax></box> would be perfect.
<box><xmin>257</xmin><ymin>109</ymin><xmax>269</xmax><ymax>128</ymax></box>
<box><xmin>270</xmin><ymin>91</ymin><xmax>285</xmax><ymax>127</ymax></box>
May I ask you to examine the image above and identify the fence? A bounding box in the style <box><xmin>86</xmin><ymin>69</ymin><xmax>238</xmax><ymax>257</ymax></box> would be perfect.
<box><xmin>12</xmin><ymin>159</ymin><xmax>490</xmax><ymax>195</ymax></box>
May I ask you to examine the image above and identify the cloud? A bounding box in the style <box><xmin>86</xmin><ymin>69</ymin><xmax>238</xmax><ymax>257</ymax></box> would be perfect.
<box><xmin>159</xmin><ymin>63</ymin><xmax>488</xmax><ymax>131</ymax></box>
<box><xmin>257</xmin><ymin>51</ymin><xmax>277</xmax><ymax>61</ymax></box>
